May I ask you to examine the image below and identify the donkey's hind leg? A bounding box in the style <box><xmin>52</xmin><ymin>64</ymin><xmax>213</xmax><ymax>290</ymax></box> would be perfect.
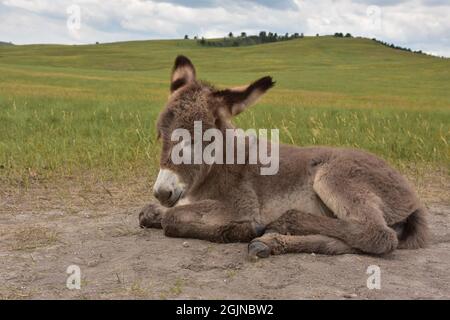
<box><xmin>312</xmin><ymin>165</ymin><xmax>399</xmax><ymax>254</ymax></box>
<box><xmin>249</xmin><ymin>233</ymin><xmax>355</xmax><ymax>259</ymax></box>
<box><xmin>250</xmin><ymin>204</ymin><xmax>398</xmax><ymax>258</ymax></box>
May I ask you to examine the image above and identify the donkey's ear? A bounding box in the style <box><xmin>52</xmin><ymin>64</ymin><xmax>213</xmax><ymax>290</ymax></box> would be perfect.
<box><xmin>213</xmin><ymin>76</ymin><xmax>275</xmax><ymax>116</ymax></box>
<box><xmin>170</xmin><ymin>55</ymin><xmax>196</xmax><ymax>93</ymax></box>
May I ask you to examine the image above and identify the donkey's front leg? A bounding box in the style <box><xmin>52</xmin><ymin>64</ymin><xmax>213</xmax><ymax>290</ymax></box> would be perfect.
<box><xmin>162</xmin><ymin>200</ymin><xmax>264</xmax><ymax>243</ymax></box>
<box><xmin>139</xmin><ymin>203</ymin><xmax>167</xmax><ymax>229</ymax></box>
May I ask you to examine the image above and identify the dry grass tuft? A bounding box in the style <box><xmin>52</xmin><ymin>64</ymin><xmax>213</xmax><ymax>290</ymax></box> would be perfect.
<box><xmin>8</xmin><ymin>226</ymin><xmax>59</xmax><ymax>251</ymax></box>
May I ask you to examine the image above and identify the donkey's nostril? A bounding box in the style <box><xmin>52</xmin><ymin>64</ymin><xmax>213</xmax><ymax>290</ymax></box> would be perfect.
<box><xmin>154</xmin><ymin>188</ymin><xmax>173</xmax><ymax>203</ymax></box>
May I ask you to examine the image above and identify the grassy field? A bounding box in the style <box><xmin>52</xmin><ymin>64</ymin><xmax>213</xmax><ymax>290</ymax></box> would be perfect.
<box><xmin>0</xmin><ymin>36</ymin><xmax>449</xmax><ymax>184</ymax></box>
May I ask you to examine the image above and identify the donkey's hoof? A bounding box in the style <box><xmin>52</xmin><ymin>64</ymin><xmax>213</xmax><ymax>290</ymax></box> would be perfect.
<box><xmin>139</xmin><ymin>204</ymin><xmax>163</xmax><ymax>229</ymax></box>
<box><xmin>248</xmin><ymin>241</ymin><xmax>271</xmax><ymax>260</ymax></box>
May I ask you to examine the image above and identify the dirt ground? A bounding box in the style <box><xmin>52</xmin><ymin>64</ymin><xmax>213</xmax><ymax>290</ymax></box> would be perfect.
<box><xmin>0</xmin><ymin>172</ymin><xmax>449</xmax><ymax>300</ymax></box>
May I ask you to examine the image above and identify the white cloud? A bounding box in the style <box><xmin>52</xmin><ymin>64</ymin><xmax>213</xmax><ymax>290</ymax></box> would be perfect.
<box><xmin>0</xmin><ymin>0</ymin><xmax>448</xmax><ymax>57</ymax></box>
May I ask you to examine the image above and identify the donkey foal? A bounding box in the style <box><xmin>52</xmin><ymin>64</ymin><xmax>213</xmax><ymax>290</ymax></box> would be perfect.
<box><xmin>139</xmin><ymin>55</ymin><xmax>429</xmax><ymax>259</ymax></box>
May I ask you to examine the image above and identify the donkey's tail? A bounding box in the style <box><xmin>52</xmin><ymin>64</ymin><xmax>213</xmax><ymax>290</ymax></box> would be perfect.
<box><xmin>397</xmin><ymin>207</ymin><xmax>429</xmax><ymax>249</ymax></box>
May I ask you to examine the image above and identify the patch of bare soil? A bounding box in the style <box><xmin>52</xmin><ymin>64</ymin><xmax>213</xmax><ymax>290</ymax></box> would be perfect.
<box><xmin>0</xmin><ymin>172</ymin><xmax>449</xmax><ymax>300</ymax></box>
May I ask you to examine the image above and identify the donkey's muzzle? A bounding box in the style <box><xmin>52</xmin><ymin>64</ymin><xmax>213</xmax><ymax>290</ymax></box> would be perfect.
<box><xmin>153</xmin><ymin>188</ymin><xmax>183</xmax><ymax>207</ymax></box>
<box><xmin>153</xmin><ymin>188</ymin><xmax>172</xmax><ymax>203</ymax></box>
<box><xmin>153</xmin><ymin>169</ymin><xmax>185</xmax><ymax>207</ymax></box>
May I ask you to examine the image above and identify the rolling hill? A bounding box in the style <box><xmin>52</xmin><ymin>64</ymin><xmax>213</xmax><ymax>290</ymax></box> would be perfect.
<box><xmin>0</xmin><ymin>37</ymin><xmax>448</xmax><ymax>181</ymax></box>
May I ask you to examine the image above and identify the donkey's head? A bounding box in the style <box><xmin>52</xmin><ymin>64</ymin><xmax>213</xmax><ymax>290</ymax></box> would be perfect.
<box><xmin>153</xmin><ymin>55</ymin><xmax>275</xmax><ymax>207</ymax></box>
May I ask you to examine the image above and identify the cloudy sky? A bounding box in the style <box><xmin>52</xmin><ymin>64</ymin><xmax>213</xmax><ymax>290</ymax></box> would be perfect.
<box><xmin>1</xmin><ymin>0</ymin><xmax>449</xmax><ymax>56</ymax></box>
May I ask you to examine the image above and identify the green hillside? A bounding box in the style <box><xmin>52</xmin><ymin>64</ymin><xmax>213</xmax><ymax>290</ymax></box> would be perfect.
<box><xmin>0</xmin><ymin>37</ymin><xmax>449</xmax><ymax>182</ymax></box>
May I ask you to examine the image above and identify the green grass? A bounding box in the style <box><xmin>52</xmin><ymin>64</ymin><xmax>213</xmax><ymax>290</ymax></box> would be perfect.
<box><xmin>0</xmin><ymin>37</ymin><xmax>449</xmax><ymax>183</ymax></box>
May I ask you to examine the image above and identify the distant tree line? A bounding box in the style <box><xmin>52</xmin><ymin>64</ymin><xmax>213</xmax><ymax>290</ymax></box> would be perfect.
<box><xmin>187</xmin><ymin>31</ymin><xmax>304</xmax><ymax>47</ymax></box>
<box><xmin>182</xmin><ymin>32</ymin><xmax>447</xmax><ymax>58</ymax></box>
<box><xmin>333</xmin><ymin>33</ymin><xmax>443</xmax><ymax>57</ymax></box>
<box><xmin>334</xmin><ymin>32</ymin><xmax>353</xmax><ymax>38</ymax></box>
<box><xmin>370</xmin><ymin>38</ymin><xmax>427</xmax><ymax>56</ymax></box>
